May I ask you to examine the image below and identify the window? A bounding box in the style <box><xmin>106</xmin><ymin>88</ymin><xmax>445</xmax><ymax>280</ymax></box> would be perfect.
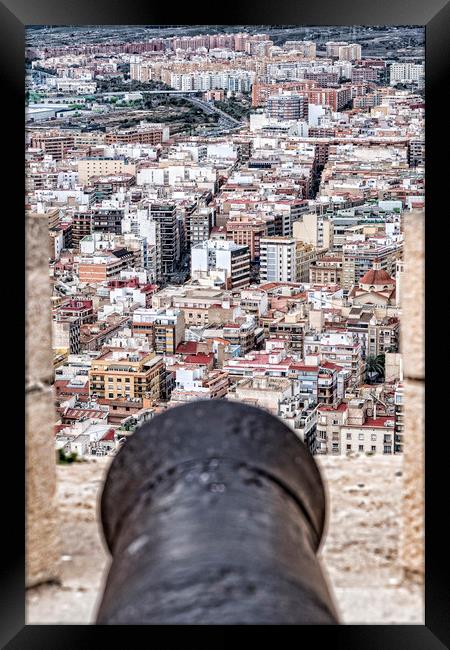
<box><xmin>346</xmin><ymin>433</ymin><xmax>352</xmax><ymax>439</ymax></box>
<box><xmin>371</xmin><ymin>434</ymin><xmax>377</xmax><ymax>441</ymax></box>
<box><xmin>359</xmin><ymin>445</ymin><xmax>364</xmax><ymax>452</ymax></box>
<box><xmin>371</xmin><ymin>445</ymin><xmax>376</xmax><ymax>452</ymax></box>
<box><xmin>358</xmin><ymin>433</ymin><xmax>364</xmax><ymax>440</ymax></box>
<box><xmin>384</xmin><ymin>445</ymin><xmax>392</xmax><ymax>454</ymax></box>
<box><xmin>108</xmin><ymin>393</ymin><xmax>114</xmax><ymax>398</ymax></box>
<box><xmin>346</xmin><ymin>444</ymin><xmax>351</xmax><ymax>450</ymax></box>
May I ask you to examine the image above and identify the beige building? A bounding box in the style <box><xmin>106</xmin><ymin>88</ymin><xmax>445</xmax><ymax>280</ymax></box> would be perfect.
<box><xmin>132</xmin><ymin>308</ymin><xmax>185</xmax><ymax>355</ymax></box>
<box><xmin>296</xmin><ymin>241</ymin><xmax>317</xmax><ymax>282</ymax></box>
<box><xmin>228</xmin><ymin>376</ymin><xmax>292</xmax><ymax>414</ymax></box>
<box><xmin>309</xmin><ymin>255</ymin><xmax>343</xmax><ymax>285</ymax></box>
<box><xmin>78</xmin><ymin>158</ymin><xmax>136</xmax><ymax>185</ymax></box>
<box><xmin>316</xmin><ymin>402</ymin><xmax>349</xmax><ymax>455</ymax></box>
<box><xmin>293</xmin><ymin>213</ymin><xmax>332</xmax><ymax>250</ymax></box>
<box><xmin>89</xmin><ymin>348</ymin><xmax>163</xmax><ymax>403</ymax></box>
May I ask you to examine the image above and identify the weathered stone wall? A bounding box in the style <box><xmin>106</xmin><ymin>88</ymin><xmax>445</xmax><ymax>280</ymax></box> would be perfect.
<box><xmin>400</xmin><ymin>209</ymin><xmax>425</xmax><ymax>581</ymax></box>
<box><xmin>25</xmin><ymin>212</ymin><xmax>61</xmax><ymax>587</ymax></box>
<box><xmin>27</xmin><ymin>456</ymin><xmax>423</xmax><ymax>624</ymax></box>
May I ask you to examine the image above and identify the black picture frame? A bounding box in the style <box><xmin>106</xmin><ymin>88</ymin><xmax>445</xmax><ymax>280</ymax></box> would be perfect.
<box><xmin>7</xmin><ymin>0</ymin><xmax>449</xmax><ymax>646</ymax></box>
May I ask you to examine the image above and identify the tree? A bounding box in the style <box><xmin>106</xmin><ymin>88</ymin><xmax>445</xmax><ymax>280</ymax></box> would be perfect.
<box><xmin>57</xmin><ymin>448</ymin><xmax>78</xmax><ymax>464</ymax></box>
<box><xmin>365</xmin><ymin>354</ymin><xmax>385</xmax><ymax>383</ymax></box>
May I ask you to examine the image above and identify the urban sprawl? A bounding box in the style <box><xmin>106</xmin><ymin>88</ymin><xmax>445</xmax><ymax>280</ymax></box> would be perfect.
<box><xmin>25</xmin><ymin>26</ymin><xmax>424</xmax><ymax>460</ymax></box>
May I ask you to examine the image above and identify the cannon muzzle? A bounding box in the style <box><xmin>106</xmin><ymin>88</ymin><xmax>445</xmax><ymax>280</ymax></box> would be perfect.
<box><xmin>96</xmin><ymin>400</ymin><xmax>339</xmax><ymax>624</ymax></box>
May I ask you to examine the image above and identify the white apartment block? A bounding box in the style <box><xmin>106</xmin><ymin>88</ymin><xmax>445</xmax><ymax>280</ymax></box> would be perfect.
<box><xmin>191</xmin><ymin>239</ymin><xmax>250</xmax><ymax>289</ymax></box>
<box><xmin>389</xmin><ymin>62</ymin><xmax>425</xmax><ymax>84</ymax></box>
<box><xmin>260</xmin><ymin>237</ymin><xmax>297</xmax><ymax>283</ymax></box>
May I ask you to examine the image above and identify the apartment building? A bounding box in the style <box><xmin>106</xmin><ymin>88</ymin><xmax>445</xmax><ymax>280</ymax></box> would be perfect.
<box><xmin>30</xmin><ymin>130</ymin><xmax>75</xmax><ymax>161</ymax></box>
<box><xmin>296</xmin><ymin>241</ymin><xmax>317</xmax><ymax>282</ymax></box>
<box><xmin>315</xmin><ymin>402</ymin><xmax>349</xmax><ymax>454</ymax></box>
<box><xmin>293</xmin><ymin>212</ymin><xmax>332</xmax><ymax>250</ymax></box>
<box><xmin>72</xmin><ymin>210</ymin><xmax>93</xmax><ymax>248</ymax></box>
<box><xmin>78</xmin><ymin>158</ymin><xmax>136</xmax><ymax>185</ymax></box>
<box><xmin>78</xmin><ymin>250</ymin><xmax>132</xmax><ymax>283</ymax></box>
<box><xmin>226</xmin><ymin>215</ymin><xmax>270</xmax><ymax>262</ymax></box>
<box><xmin>89</xmin><ymin>348</ymin><xmax>163</xmax><ymax>403</ymax></box>
<box><xmin>169</xmin><ymin>367</ymin><xmax>229</xmax><ymax>404</ymax></box>
<box><xmin>260</xmin><ymin>237</ymin><xmax>297</xmax><ymax>283</ymax></box>
<box><xmin>268</xmin><ymin>309</ymin><xmax>307</xmax><ymax>355</ymax></box>
<box><xmin>191</xmin><ymin>239</ymin><xmax>251</xmax><ymax>290</ymax></box>
<box><xmin>341</xmin><ymin>403</ymin><xmax>395</xmax><ymax>455</ymax></box>
<box><xmin>53</xmin><ymin>299</ymin><xmax>95</xmax><ymax>325</ymax></box>
<box><xmin>309</xmin><ymin>255</ymin><xmax>343</xmax><ymax>285</ymax></box>
<box><xmin>186</xmin><ymin>207</ymin><xmax>215</xmax><ymax>247</ymax></box>
<box><xmin>222</xmin><ymin>319</ymin><xmax>264</xmax><ymax>355</ymax></box>
<box><xmin>105</xmin><ymin>123</ymin><xmax>169</xmax><ymax>145</ymax></box>
<box><xmin>132</xmin><ymin>307</ymin><xmax>185</xmax><ymax>355</ymax></box>
<box><xmin>149</xmin><ymin>204</ymin><xmax>179</xmax><ymax>276</ymax></box>
<box><xmin>267</xmin><ymin>92</ymin><xmax>308</xmax><ymax>121</ymax></box>
<box><xmin>228</xmin><ymin>376</ymin><xmax>292</xmax><ymax>414</ymax></box>
<box><xmin>91</xmin><ymin>208</ymin><xmax>124</xmax><ymax>235</ymax></box>
<box><xmin>389</xmin><ymin>62</ymin><xmax>424</xmax><ymax>84</ymax></box>
<box><xmin>52</xmin><ymin>315</ymin><xmax>80</xmax><ymax>355</ymax></box>
<box><xmin>342</xmin><ymin>240</ymin><xmax>402</xmax><ymax>290</ymax></box>
<box><xmin>304</xmin><ymin>331</ymin><xmax>364</xmax><ymax>386</ymax></box>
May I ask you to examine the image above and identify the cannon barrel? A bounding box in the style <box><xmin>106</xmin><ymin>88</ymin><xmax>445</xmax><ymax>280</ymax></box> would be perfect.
<box><xmin>96</xmin><ymin>400</ymin><xmax>339</xmax><ymax>624</ymax></box>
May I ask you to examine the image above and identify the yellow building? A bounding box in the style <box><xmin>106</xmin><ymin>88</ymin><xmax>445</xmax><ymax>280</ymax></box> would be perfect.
<box><xmin>295</xmin><ymin>241</ymin><xmax>317</xmax><ymax>283</ymax></box>
<box><xmin>89</xmin><ymin>348</ymin><xmax>162</xmax><ymax>403</ymax></box>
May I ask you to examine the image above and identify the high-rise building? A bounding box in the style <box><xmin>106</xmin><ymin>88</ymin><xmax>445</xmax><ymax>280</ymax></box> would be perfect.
<box><xmin>226</xmin><ymin>215</ymin><xmax>270</xmax><ymax>262</ymax></box>
<box><xmin>267</xmin><ymin>92</ymin><xmax>307</xmax><ymax>121</ymax></box>
<box><xmin>186</xmin><ymin>207</ymin><xmax>215</xmax><ymax>247</ymax></box>
<box><xmin>389</xmin><ymin>62</ymin><xmax>424</xmax><ymax>84</ymax></box>
<box><xmin>260</xmin><ymin>237</ymin><xmax>297</xmax><ymax>283</ymax></box>
<box><xmin>72</xmin><ymin>210</ymin><xmax>93</xmax><ymax>248</ymax></box>
<box><xmin>326</xmin><ymin>41</ymin><xmax>361</xmax><ymax>61</ymax></box>
<box><xmin>191</xmin><ymin>239</ymin><xmax>251</xmax><ymax>289</ymax></box>
<box><xmin>149</xmin><ymin>204</ymin><xmax>179</xmax><ymax>276</ymax></box>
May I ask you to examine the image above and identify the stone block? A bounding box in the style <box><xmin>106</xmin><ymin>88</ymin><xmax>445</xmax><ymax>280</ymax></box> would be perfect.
<box><xmin>25</xmin><ymin>212</ymin><xmax>54</xmax><ymax>387</ymax></box>
<box><xmin>401</xmin><ymin>210</ymin><xmax>424</xmax><ymax>381</ymax></box>
<box><xmin>26</xmin><ymin>387</ymin><xmax>61</xmax><ymax>587</ymax></box>
<box><xmin>400</xmin><ymin>379</ymin><xmax>424</xmax><ymax>580</ymax></box>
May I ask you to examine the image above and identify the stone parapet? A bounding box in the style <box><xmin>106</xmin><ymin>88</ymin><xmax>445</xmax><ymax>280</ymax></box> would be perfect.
<box><xmin>25</xmin><ymin>211</ymin><xmax>60</xmax><ymax>587</ymax></box>
<box><xmin>400</xmin><ymin>209</ymin><xmax>425</xmax><ymax>581</ymax></box>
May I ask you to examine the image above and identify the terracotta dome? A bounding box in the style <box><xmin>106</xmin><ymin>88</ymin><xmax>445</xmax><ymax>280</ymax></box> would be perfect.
<box><xmin>359</xmin><ymin>268</ymin><xmax>395</xmax><ymax>287</ymax></box>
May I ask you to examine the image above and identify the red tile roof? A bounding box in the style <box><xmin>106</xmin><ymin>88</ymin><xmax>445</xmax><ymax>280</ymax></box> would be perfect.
<box><xmin>318</xmin><ymin>402</ymin><xmax>348</xmax><ymax>412</ymax></box>
<box><xmin>184</xmin><ymin>353</ymin><xmax>214</xmax><ymax>365</ymax></box>
<box><xmin>360</xmin><ymin>268</ymin><xmax>395</xmax><ymax>286</ymax></box>
<box><xmin>101</xmin><ymin>428</ymin><xmax>116</xmax><ymax>441</ymax></box>
<box><xmin>176</xmin><ymin>341</ymin><xmax>198</xmax><ymax>354</ymax></box>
